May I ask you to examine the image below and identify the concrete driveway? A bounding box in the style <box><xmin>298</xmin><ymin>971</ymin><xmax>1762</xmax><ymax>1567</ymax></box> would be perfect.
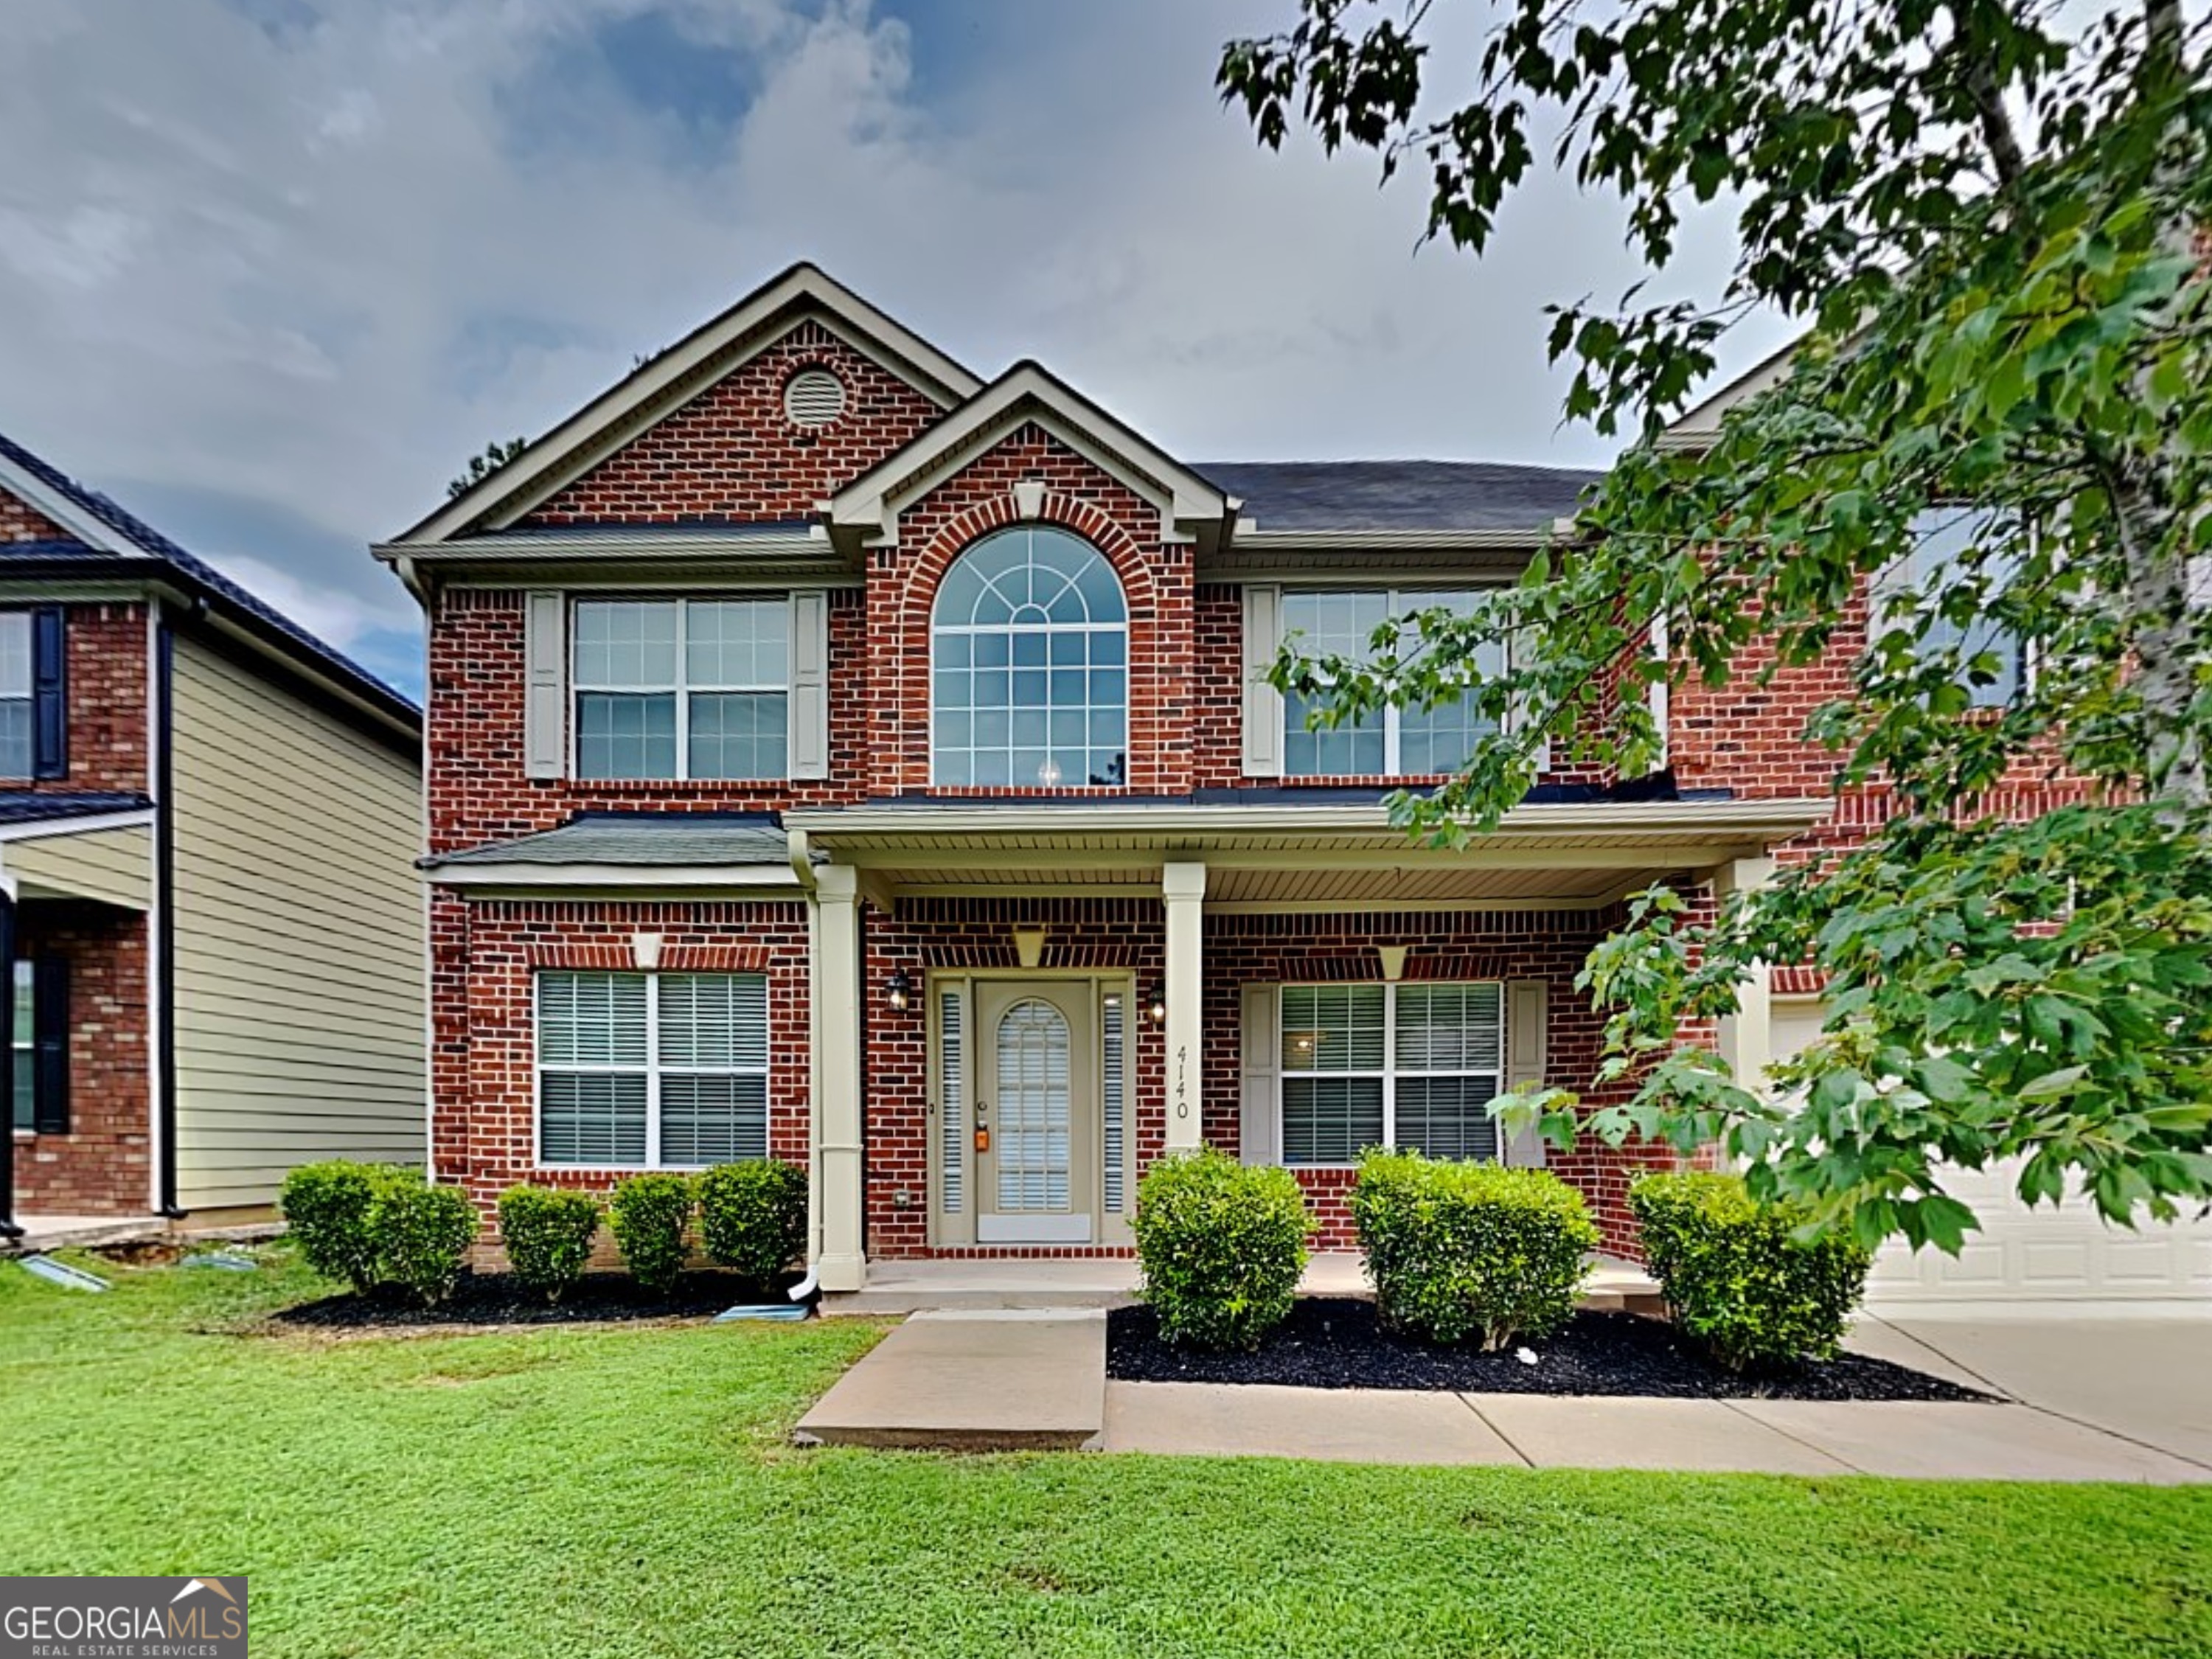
<box><xmin>1856</xmin><ymin>1306</ymin><xmax>2212</xmax><ymax>1468</ymax></box>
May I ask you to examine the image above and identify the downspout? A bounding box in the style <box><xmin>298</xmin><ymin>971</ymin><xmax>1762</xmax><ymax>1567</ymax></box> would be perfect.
<box><xmin>153</xmin><ymin>608</ymin><xmax>185</xmax><ymax>1220</ymax></box>
<box><xmin>0</xmin><ymin>866</ymin><xmax>19</xmax><ymax>1239</ymax></box>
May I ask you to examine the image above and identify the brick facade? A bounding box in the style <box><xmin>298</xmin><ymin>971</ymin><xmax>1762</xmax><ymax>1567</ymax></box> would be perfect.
<box><xmin>418</xmin><ymin>288</ymin><xmax>2004</xmax><ymax>1273</ymax></box>
<box><xmin>429</xmin><ymin>893</ymin><xmax>812</xmax><ymax>1238</ymax></box>
<box><xmin>10</xmin><ymin>902</ymin><xmax>152</xmax><ymax>1214</ymax></box>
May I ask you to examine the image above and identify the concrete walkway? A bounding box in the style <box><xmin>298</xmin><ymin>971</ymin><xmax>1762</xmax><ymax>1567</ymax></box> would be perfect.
<box><xmin>796</xmin><ymin>1310</ymin><xmax>1105</xmax><ymax>1450</ymax></box>
<box><xmin>796</xmin><ymin>1300</ymin><xmax>2212</xmax><ymax>1479</ymax></box>
<box><xmin>1097</xmin><ymin>1309</ymin><xmax>2212</xmax><ymax>1481</ymax></box>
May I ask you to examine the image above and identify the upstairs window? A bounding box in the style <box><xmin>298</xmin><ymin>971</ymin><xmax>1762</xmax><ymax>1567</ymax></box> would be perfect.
<box><xmin>0</xmin><ymin>613</ymin><xmax>32</xmax><ymax>778</ymax></box>
<box><xmin>931</xmin><ymin>527</ymin><xmax>1128</xmax><ymax>788</ymax></box>
<box><xmin>572</xmin><ymin>599</ymin><xmax>788</xmax><ymax>780</ymax></box>
<box><xmin>1281</xmin><ymin>589</ymin><xmax>1506</xmax><ymax>776</ymax></box>
<box><xmin>1888</xmin><ymin>509</ymin><xmax>2025</xmax><ymax>708</ymax></box>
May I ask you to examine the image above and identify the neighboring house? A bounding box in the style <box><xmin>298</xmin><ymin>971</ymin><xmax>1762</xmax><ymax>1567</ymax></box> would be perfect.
<box><xmin>0</xmin><ymin>434</ymin><xmax>424</xmax><ymax>1232</ymax></box>
<box><xmin>382</xmin><ymin>263</ymin><xmax>2210</xmax><ymax>1303</ymax></box>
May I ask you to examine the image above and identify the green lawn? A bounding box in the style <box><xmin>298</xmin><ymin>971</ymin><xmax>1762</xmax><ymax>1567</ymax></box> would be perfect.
<box><xmin>1</xmin><ymin>1250</ymin><xmax>2207</xmax><ymax>1658</ymax></box>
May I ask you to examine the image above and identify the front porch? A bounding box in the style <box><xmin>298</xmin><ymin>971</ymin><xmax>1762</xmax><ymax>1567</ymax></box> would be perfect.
<box><xmin>787</xmin><ymin>793</ymin><xmax>1827</xmax><ymax>1292</ymax></box>
<box><xmin>819</xmin><ymin>1250</ymin><xmax>1664</xmax><ymax>1316</ymax></box>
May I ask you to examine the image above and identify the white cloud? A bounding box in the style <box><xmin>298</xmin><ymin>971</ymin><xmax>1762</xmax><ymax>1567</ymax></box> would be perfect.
<box><xmin>0</xmin><ymin>0</ymin><xmax>1779</xmax><ymax>684</ymax></box>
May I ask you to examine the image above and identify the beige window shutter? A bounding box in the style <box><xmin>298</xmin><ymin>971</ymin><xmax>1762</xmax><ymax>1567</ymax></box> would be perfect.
<box><xmin>1503</xmin><ymin>978</ymin><xmax>1549</xmax><ymax>1168</ymax></box>
<box><xmin>524</xmin><ymin>591</ymin><xmax>566</xmax><ymax>779</ymax></box>
<box><xmin>1239</xmin><ymin>981</ymin><xmax>1281</xmax><ymax>1164</ymax></box>
<box><xmin>787</xmin><ymin>590</ymin><xmax>830</xmax><ymax>780</ymax></box>
<box><xmin>1241</xmin><ymin>583</ymin><xmax>1284</xmax><ymax>777</ymax></box>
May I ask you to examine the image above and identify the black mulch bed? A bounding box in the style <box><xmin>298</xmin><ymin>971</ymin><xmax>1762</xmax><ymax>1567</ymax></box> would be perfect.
<box><xmin>273</xmin><ymin>1270</ymin><xmax>804</xmax><ymax>1331</ymax></box>
<box><xmin>1108</xmin><ymin>1298</ymin><xmax>1994</xmax><ymax>1402</ymax></box>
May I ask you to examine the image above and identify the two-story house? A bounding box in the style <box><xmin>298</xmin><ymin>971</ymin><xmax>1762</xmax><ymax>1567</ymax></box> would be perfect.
<box><xmin>0</xmin><ymin>433</ymin><xmax>424</xmax><ymax>1237</ymax></box>
<box><xmin>386</xmin><ymin>263</ymin><xmax>2210</xmax><ymax>1305</ymax></box>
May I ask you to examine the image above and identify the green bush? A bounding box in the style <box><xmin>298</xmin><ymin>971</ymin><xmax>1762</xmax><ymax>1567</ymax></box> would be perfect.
<box><xmin>375</xmin><ymin>1176</ymin><xmax>481</xmax><ymax>1307</ymax></box>
<box><xmin>497</xmin><ymin>1186</ymin><xmax>601</xmax><ymax>1302</ymax></box>
<box><xmin>609</xmin><ymin>1172</ymin><xmax>695</xmax><ymax>1295</ymax></box>
<box><xmin>695</xmin><ymin>1161</ymin><xmax>808</xmax><ymax>1288</ymax></box>
<box><xmin>1352</xmin><ymin>1150</ymin><xmax>1598</xmax><ymax>1349</ymax></box>
<box><xmin>1630</xmin><ymin>1171</ymin><xmax>1874</xmax><ymax>1371</ymax></box>
<box><xmin>1133</xmin><ymin>1149</ymin><xmax>1312</xmax><ymax>1350</ymax></box>
<box><xmin>278</xmin><ymin>1160</ymin><xmax>393</xmax><ymax>1294</ymax></box>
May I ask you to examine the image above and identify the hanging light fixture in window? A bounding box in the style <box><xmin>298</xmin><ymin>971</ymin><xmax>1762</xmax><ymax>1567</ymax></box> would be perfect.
<box><xmin>1037</xmin><ymin>757</ymin><xmax>1063</xmax><ymax>787</ymax></box>
<box><xmin>885</xmin><ymin>969</ymin><xmax>914</xmax><ymax>1013</ymax></box>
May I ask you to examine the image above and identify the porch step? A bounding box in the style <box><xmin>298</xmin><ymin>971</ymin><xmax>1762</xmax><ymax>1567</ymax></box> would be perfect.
<box><xmin>794</xmin><ymin>1310</ymin><xmax>1105</xmax><ymax>1451</ymax></box>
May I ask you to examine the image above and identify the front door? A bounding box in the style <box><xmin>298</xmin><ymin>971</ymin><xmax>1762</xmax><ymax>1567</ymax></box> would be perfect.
<box><xmin>974</xmin><ymin>980</ymin><xmax>1096</xmax><ymax>1243</ymax></box>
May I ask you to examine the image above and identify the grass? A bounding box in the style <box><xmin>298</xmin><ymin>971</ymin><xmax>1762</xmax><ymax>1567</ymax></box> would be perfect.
<box><xmin>2</xmin><ymin>1249</ymin><xmax>2208</xmax><ymax>1658</ymax></box>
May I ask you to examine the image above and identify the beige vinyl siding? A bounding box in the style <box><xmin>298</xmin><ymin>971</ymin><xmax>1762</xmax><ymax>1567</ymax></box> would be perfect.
<box><xmin>9</xmin><ymin>826</ymin><xmax>153</xmax><ymax>909</ymax></box>
<box><xmin>170</xmin><ymin>636</ymin><xmax>422</xmax><ymax>1209</ymax></box>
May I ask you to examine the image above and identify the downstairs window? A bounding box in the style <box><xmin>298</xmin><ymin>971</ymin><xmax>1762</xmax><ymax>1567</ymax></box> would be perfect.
<box><xmin>1279</xmin><ymin>981</ymin><xmax>1503</xmax><ymax>1164</ymax></box>
<box><xmin>536</xmin><ymin>970</ymin><xmax>768</xmax><ymax>1166</ymax></box>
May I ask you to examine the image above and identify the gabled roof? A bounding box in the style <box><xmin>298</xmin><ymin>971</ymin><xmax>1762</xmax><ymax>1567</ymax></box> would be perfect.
<box><xmin>1200</xmin><ymin>461</ymin><xmax>1601</xmax><ymax>534</ymax></box>
<box><xmin>0</xmin><ymin>432</ymin><xmax>419</xmax><ymax>734</ymax></box>
<box><xmin>400</xmin><ymin>262</ymin><xmax>989</xmax><ymax>546</ymax></box>
<box><xmin>828</xmin><ymin>361</ymin><xmax>1234</xmax><ymax>551</ymax></box>
<box><xmin>1660</xmin><ymin>335</ymin><xmax>1805</xmax><ymax>449</ymax></box>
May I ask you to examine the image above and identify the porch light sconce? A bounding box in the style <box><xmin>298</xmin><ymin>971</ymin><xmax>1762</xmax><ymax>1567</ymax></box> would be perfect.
<box><xmin>885</xmin><ymin>968</ymin><xmax>914</xmax><ymax>1013</ymax></box>
<box><xmin>1146</xmin><ymin>983</ymin><xmax>1168</xmax><ymax>1027</ymax></box>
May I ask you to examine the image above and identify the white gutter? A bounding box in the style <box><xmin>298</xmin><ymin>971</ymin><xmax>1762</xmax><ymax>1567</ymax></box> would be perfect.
<box><xmin>0</xmin><ymin>809</ymin><xmax>156</xmax><ymax>844</ymax></box>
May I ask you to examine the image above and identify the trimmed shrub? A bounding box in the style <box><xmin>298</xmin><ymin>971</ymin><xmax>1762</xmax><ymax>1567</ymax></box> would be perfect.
<box><xmin>1133</xmin><ymin>1149</ymin><xmax>1312</xmax><ymax>1350</ymax></box>
<box><xmin>609</xmin><ymin>1172</ymin><xmax>695</xmax><ymax>1295</ymax></box>
<box><xmin>1630</xmin><ymin>1171</ymin><xmax>1874</xmax><ymax>1371</ymax></box>
<box><xmin>278</xmin><ymin>1160</ymin><xmax>392</xmax><ymax>1294</ymax></box>
<box><xmin>695</xmin><ymin>1160</ymin><xmax>808</xmax><ymax>1288</ymax></box>
<box><xmin>498</xmin><ymin>1186</ymin><xmax>601</xmax><ymax>1302</ymax></box>
<box><xmin>375</xmin><ymin>1175</ymin><xmax>481</xmax><ymax>1307</ymax></box>
<box><xmin>1352</xmin><ymin>1150</ymin><xmax>1597</xmax><ymax>1350</ymax></box>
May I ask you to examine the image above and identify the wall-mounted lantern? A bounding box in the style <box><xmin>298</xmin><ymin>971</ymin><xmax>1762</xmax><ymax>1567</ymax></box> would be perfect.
<box><xmin>885</xmin><ymin>968</ymin><xmax>914</xmax><ymax>1013</ymax></box>
<box><xmin>1146</xmin><ymin>983</ymin><xmax>1168</xmax><ymax>1027</ymax></box>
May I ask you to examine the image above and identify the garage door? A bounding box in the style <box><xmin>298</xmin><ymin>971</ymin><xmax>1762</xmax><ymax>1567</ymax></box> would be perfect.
<box><xmin>1771</xmin><ymin>998</ymin><xmax>2212</xmax><ymax>1304</ymax></box>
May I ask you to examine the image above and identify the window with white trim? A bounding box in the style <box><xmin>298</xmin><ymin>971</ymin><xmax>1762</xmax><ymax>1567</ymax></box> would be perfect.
<box><xmin>931</xmin><ymin>526</ymin><xmax>1128</xmax><ymax>787</ymax></box>
<box><xmin>1888</xmin><ymin>509</ymin><xmax>2025</xmax><ymax>708</ymax></box>
<box><xmin>0</xmin><ymin>612</ymin><xmax>32</xmax><ymax>780</ymax></box>
<box><xmin>573</xmin><ymin>599</ymin><xmax>789</xmax><ymax>780</ymax></box>
<box><xmin>1279</xmin><ymin>981</ymin><xmax>1504</xmax><ymax>1164</ymax></box>
<box><xmin>536</xmin><ymin>971</ymin><xmax>769</xmax><ymax>1166</ymax></box>
<box><xmin>1281</xmin><ymin>588</ymin><xmax>1506</xmax><ymax>776</ymax></box>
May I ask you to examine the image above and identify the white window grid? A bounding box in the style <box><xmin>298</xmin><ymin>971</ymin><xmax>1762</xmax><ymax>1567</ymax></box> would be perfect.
<box><xmin>1278</xmin><ymin>981</ymin><xmax>1506</xmax><ymax>1166</ymax></box>
<box><xmin>1281</xmin><ymin>588</ymin><xmax>1509</xmax><ymax>776</ymax></box>
<box><xmin>0</xmin><ymin>612</ymin><xmax>33</xmax><ymax>782</ymax></box>
<box><xmin>930</xmin><ymin>533</ymin><xmax>1129</xmax><ymax>788</ymax></box>
<box><xmin>571</xmin><ymin>597</ymin><xmax>789</xmax><ymax>781</ymax></box>
<box><xmin>534</xmin><ymin>971</ymin><xmax>770</xmax><ymax>1169</ymax></box>
<box><xmin>1886</xmin><ymin>508</ymin><xmax>2030</xmax><ymax>708</ymax></box>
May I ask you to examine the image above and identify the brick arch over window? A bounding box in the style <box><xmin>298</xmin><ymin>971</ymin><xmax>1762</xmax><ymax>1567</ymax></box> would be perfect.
<box><xmin>867</xmin><ymin>424</ymin><xmax>1191</xmax><ymax>796</ymax></box>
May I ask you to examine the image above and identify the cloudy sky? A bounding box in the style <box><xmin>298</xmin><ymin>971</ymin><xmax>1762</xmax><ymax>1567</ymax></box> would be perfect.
<box><xmin>0</xmin><ymin>0</ymin><xmax>1775</xmax><ymax>699</ymax></box>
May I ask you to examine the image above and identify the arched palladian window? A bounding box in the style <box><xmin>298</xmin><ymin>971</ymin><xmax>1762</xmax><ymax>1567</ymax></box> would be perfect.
<box><xmin>931</xmin><ymin>526</ymin><xmax>1128</xmax><ymax>787</ymax></box>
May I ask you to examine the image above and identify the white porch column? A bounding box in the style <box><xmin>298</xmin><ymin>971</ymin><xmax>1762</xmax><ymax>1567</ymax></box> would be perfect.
<box><xmin>813</xmin><ymin>864</ymin><xmax>867</xmax><ymax>1291</ymax></box>
<box><xmin>1162</xmin><ymin>860</ymin><xmax>1207</xmax><ymax>1152</ymax></box>
<box><xmin>1709</xmin><ymin>855</ymin><xmax>1775</xmax><ymax>1099</ymax></box>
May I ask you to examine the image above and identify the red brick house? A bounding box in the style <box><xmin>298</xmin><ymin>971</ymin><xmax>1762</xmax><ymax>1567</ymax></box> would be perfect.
<box><xmin>0</xmin><ymin>434</ymin><xmax>424</xmax><ymax>1235</ymax></box>
<box><xmin>384</xmin><ymin>263</ymin><xmax>2207</xmax><ymax>1302</ymax></box>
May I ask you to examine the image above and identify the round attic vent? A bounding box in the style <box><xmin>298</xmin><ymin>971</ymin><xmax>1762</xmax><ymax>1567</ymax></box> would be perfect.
<box><xmin>784</xmin><ymin>367</ymin><xmax>847</xmax><ymax>426</ymax></box>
